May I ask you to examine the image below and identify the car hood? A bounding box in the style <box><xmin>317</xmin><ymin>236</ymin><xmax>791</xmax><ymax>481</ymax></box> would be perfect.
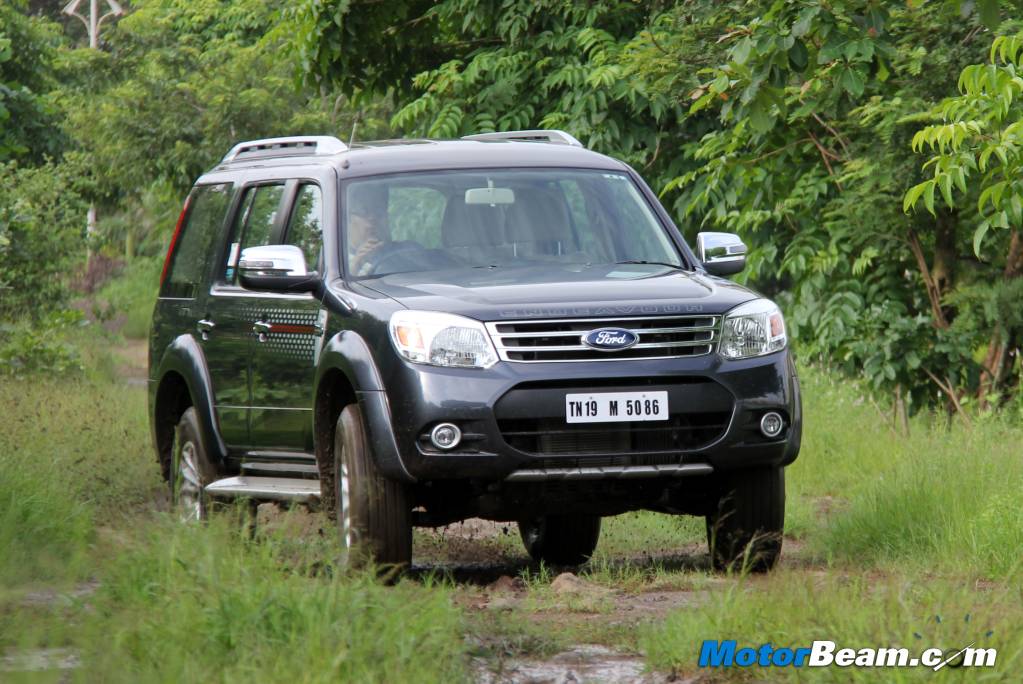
<box><xmin>360</xmin><ymin>264</ymin><xmax>761</xmax><ymax>321</ymax></box>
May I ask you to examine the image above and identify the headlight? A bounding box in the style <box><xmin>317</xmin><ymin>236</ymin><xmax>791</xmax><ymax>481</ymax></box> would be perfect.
<box><xmin>719</xmin><ymin>299</ymin><xmax>787</xmax><ymax>359</ymax></box>
<box><xmin>389</xmin><ymin>310</ymin><xmax>498</xmax><ymax>369</ymax></box>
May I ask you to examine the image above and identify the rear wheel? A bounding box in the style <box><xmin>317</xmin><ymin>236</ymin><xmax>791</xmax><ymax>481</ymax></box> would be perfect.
<box><xmin>705</xmin><ymin>467</ymin><xmax>785</xmax><ymax>572</ymax></box>
<box><xmin>170</xmin><ymin>407</ymin><xmax>218</xmax><ymax>521</ymax></box>
<box><xmin>333</xmin><ymin>404</ymin><xmax>412</xmax><ymax>569</ymax></box>
<box><xmin>518</xmin><ymin>515</ymin><xmax>601</xmax><ymax>566</ymax></box>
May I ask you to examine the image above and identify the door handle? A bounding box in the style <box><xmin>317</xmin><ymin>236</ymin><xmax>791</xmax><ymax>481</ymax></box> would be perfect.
<box><xmin>196</xmin><ymin>319</ymin><xmax>215</xmax><ymax>341</ymax></box>
<box><xmin>253</xmin><ymin>320</ymin><xmax>272</xmax><ymax>342</ymax></box>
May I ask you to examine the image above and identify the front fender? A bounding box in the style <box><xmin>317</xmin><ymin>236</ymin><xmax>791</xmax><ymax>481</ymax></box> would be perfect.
<box><xmin>155</xmin><ymin>334</ymin><xmax>227</xmax><ymax>466</ymax></box>
<box><xmin>315</xmin><ymin>330</ymin><xmax>413</xmax><ymax>483</ymax></box>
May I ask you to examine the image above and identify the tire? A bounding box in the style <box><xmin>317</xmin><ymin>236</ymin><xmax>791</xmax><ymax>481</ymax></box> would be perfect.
<box><xmin>333</xmin><ymin>404</ymin><xmax>412</xmax><ymax>569</ymax></box>
<box><xmin>518</xmin><ymin>515</ymin><xmax>601</xmax><ymax>566</ymax></box>
<box><xmin>170</xmin><ymin>407</ymin><xmax>219</xmax><ymax>521</ymax></box>
<box><xmin>705</xmin><ymin>467</ymin><xmax>785</xmax><ymax>572</ymax></box>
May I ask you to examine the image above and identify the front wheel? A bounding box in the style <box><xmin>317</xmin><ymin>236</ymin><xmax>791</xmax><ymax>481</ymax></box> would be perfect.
<box><xmin>518</xmin><ymin>515</ymin><xmax>601</xmax><ymax>566</ymax></box>
<box><xmin>333</xmin><ymin>404</ymin><xmax>412</xmax><ymax>569</ymax></box>
<box><xmin>705</xmin><ymin>467</ymin><xmax>785</xmax><ymax>572</ymax></box>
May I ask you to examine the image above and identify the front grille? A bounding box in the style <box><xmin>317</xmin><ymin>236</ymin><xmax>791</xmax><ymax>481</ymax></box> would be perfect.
<box><xmin>499</xmin><ymin>414</ymin><xmax>731</xmax><ymax>457</ymax></box>
<box><xmin>485</xmin><ymin>315</ymin><xmax>718</xmax><ymax>362</ymax></box>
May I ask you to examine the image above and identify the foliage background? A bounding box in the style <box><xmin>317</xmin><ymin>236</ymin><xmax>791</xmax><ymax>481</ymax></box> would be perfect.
<box><xmin>1</xmin><ymin>0</ymin><xmax>1021</xmax><ymax>418</ymax></box>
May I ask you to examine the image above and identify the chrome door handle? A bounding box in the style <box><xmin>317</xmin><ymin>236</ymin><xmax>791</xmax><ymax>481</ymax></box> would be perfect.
<box><xmin>253</xmin><ymin>320</ymin><xmax>271</xmax><ymax>342</ymax></box>
<box><xmin>196</xmin><ymin>319</ymin><xmax>215</xmax><ymax>340</ymax></box>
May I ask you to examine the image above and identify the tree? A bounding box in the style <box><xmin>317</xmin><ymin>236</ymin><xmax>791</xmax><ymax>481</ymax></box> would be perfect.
<box><xmin>294</xmin><ymin>0</ymin><xmax>1019</xmax><ymax>413</ymax></box>
<box><xmin>0</xmin><ymin>1</ymin><xmax>65</xmax><ymax>163</ymax></box>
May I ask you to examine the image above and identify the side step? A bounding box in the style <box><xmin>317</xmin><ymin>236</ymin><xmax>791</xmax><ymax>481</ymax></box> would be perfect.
<box><xmin>205</xmin><ymin>476</ymin><xmax>321</xmax><ymax>503</ymax></box>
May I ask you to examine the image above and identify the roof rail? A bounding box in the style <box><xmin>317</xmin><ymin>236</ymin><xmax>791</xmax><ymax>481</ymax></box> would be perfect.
<box><xmin>221</xmin><ymin>136</ymin><xmax>348</xmax><ymax>163</ymax></box>
<box><xmin>461</xmin><ymin>129</ymin><xmax>583</xmax><ymax>147</ymax></box>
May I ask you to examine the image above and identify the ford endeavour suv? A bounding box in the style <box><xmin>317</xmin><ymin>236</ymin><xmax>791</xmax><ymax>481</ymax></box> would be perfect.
<box><xmin>148</xmin><ymin>130</ymin><xmax>801</xmax><ymax>572</ymax></box>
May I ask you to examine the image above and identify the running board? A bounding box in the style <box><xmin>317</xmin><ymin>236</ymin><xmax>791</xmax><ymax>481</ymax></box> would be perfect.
<box><xmin>505</xmin><ymin>463</ymin><xmax>714</xmax><ymax>482</ymax></box>
<box><xmin>205</xmin><ymin>476</ymin><xmax>321</xmax><ymax>503</ymax></box>
<box><xmin>241</xmin><ymin>461</ymin><xmax>319</xmax><ymax>477</ymax></box>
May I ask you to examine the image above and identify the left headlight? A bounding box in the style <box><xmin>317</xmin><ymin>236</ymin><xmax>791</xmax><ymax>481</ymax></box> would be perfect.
<box><xmin>719</xmin><ymin>299</ymin><xmax>787</xmax><ymax>359</ymax></box>
<box><xmin>389</xmin><ymin>310</ymin><xmax>498</xmax><ymax>369</ymax></box>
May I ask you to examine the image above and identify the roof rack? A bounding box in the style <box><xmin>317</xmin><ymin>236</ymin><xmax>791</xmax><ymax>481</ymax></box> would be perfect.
<box><xmin>221</xmin><ymin>136</ymin><xmax>348</xmax><ymax>163</ymax></box>
<box><xmin>461</xmin><ymin>129</ymin><xmax>583</xmax><ymax>147</ymax></box>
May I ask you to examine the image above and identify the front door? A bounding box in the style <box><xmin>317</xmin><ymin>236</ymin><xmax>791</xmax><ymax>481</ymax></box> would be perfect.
<box><xmin>248</xmin><ymin>181</ymin><xmax>327</xmax><ymax>452</ymax></box>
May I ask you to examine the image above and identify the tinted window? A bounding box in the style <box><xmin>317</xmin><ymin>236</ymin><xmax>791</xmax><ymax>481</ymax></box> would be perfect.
<box><xmin>163</xmin><ymin>183</ymin><xmax>232</xmax><ymax>298</ymax></box>
<box><xmin>220</xmin><ymin>184</ymin><xmax>285</xmax><ymax>284</ymax></box>
<box><xmin>284</xmin><ymin>184</ymin><xmax>323</xmax><ymax>271</ymax></box>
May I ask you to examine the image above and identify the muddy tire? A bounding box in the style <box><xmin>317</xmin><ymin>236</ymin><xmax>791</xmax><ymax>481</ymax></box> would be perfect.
<box><xmin>333</xmin><ymin>404</ymin><xmax>412</xmax><ymax>569</ymax></box>
<box><xmin>170</xmin><ymin>407</ymin><xmax>219</xmax><ymax>521</ymax></box>
<box><xmin>705</xmin><ymin>467</ymin><xmax>785</xmax><ymax>572</ymax></box>
<box><xmin>518</xmin><ymin>515</ymin><xmax>601</xmax><ymax>566</ymax></box>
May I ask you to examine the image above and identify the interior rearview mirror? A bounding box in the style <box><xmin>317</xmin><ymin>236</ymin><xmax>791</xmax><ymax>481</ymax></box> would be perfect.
<box><xmin>465</xmin><ymin>183</ymin><xmax>515</xmax><ymax>205</ymax></box>
<box><xmin>238</xmin><ymin>244</ymin><xmax>319</xmax><ymax>293</ymax></box>
<box><xmin>697</xmin><ymin>232</ymin><xmax>747</xmax><ymax>276</ymax></box>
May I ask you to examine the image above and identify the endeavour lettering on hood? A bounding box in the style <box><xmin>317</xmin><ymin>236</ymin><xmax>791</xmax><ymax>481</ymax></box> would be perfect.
<box><xmin>497</xmin><ymin>304</ymin><xmax>707</xmax><ymax>318</ymax></box>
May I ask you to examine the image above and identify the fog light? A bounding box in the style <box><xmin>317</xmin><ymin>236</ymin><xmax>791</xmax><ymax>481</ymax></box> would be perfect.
<box><xmin>760</xmin><ymin>412</ymin><xmax>784</xmax><ymax>438</ymax></box>
<box><xmin>430</xmin><ymin>423</ymin><xmax>462</xmax><ymax>450</ymax></box>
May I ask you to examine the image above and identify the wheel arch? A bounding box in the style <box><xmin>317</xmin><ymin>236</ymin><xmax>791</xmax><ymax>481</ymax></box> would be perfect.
<box><xmin>314</xmin><ymin>330</ymin><xmax>413</xmax><ymax>487</ymax></box>
<box><xmin>151</xmin><ymin>334</ymin><xmax>227</xmax><ymax>479</ymax></box>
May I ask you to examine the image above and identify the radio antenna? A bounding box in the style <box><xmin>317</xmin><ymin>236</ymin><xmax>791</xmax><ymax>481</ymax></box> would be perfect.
<box><xmin>348</xmin><ymin>115</ymin><xmax>360</xmax><ymax>147</ymax></box>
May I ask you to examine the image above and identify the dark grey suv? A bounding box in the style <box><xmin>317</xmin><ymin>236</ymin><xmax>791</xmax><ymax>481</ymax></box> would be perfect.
<box><xmin>149</xmin><ymin>131</ymin><xmax>801</xmax><ymax>571</ymax></box>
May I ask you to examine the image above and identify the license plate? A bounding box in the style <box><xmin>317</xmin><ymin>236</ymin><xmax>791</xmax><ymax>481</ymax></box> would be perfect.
<box><xmin>565</xmin><ymin>391</ymin><xmax>669</xmax><ymax>423</ymax></box>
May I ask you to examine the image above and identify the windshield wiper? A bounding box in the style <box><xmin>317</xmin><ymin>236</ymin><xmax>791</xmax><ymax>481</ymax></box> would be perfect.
<box><xmin>610</xmin><ymin>260</ymin><xmax>686</xmax><ymax>270</ymax></box>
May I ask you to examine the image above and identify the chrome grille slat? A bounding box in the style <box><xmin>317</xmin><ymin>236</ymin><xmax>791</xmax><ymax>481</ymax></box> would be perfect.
<box><xmin>486</xmin><ymin>315</ymin><xmax>719</xmax><ymax>362</ymax></box>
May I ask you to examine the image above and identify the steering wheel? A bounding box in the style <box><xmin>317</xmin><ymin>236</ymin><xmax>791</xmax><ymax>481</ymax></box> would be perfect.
<box><xmin>359</xmin><ymin>240</ymin><xmax>425</xmax><ymax>275</ymax></box>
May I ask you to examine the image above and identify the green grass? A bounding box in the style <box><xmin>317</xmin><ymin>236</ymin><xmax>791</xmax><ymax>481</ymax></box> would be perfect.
<box><xmin>75</xmin><ymin>519</ymin><xmax>467</xmax><ymax>683</ymax></box>
<box><xmin>642</xmin><ymin>570</ymin><xmax>1022</xmax><ymax>681</ymax></box>
<box><xmin>641</xmin><ymin>369</ymin><xmax>1023</xmax><ymax>679</ymax></box>
<box><xmin>5</xmin><ymin>309</ymin><xmax>1023</xmax><ymax>681</ymax></box>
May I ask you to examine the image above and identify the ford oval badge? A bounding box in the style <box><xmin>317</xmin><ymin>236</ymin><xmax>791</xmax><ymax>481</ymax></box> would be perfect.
<box><xmin>581</xmin><ymin>327</ymin><xmax>639</xmax><ymax>351</ymax></box>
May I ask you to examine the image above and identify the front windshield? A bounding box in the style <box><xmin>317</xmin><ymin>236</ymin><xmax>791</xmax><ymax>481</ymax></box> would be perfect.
<box><xmin>343</xmin><ymin>168</ymin><xmax>684</xmax><ymax>278</ymax></box>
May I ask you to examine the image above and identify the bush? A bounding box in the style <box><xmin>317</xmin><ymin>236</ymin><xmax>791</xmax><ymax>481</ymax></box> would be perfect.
<box><xmin>0</xmin><ymin>309</ymin><xmax>85</xmax><ymax>376</ymax></box>
<box><xmin>0</xmin><ymin>161</ymin><xmax>86</xmax><ymax>319</ymax></box>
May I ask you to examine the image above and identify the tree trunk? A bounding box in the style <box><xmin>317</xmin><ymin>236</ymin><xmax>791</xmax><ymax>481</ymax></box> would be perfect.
<box><xmin>978</xmin><ymin>230</ymin><xmax>1023</xmax><ymax>404</ymax></box>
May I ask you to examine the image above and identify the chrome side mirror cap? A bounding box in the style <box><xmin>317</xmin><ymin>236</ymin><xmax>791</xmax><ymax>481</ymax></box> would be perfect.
<box><xmin>696</xmin><ymin>231</ymin><xmax>747</xmax><ymax>276</ymax></box>
<box><xmin>238</xmin><ymin>244</ymin><xmax>318</xmax><ymax>293</ymax></box>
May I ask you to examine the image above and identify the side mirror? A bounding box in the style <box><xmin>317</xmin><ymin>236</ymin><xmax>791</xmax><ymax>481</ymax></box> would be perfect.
<box><xmin>238</xmin><ymin>245</ymin><xmax>319</xmax><ymax>293</ymax></box>
<box><xmin>696</xmin><ymin>232</ymin><xmax>747</xmax><ymax>276</ymax></box>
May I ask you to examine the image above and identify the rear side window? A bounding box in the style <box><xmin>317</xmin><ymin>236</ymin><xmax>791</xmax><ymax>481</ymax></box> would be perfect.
<box><xmin>163</xmin><ymin>183</ymin><xmax>232</xmax><ymax>298</ymax></box>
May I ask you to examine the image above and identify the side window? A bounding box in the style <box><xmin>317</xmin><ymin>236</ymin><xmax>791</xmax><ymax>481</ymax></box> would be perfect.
<box><xmin>242</xmin><ymin>184</ymin><xmax>285</xmax><ymax>251</ymax></box>
<box><xmin>284</xmin><ymin>184</ymin><xmax>323</xmax><ymax>271</ymax></box>
<box><xmin>221</xmin><ymin>183</ymin><xmax>285</xmax><ymax>283</ymax></box>
<box><xmin>163</xmin><ymin>183</ymin><xmax>232</xmax><ymax>298</ymax></box>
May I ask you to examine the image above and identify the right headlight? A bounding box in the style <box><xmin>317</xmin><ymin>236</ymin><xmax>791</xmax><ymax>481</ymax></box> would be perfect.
<box><xmin>719</xmin><ymin>299</ymin><xmax>787</xmax><ymax>359</ymax></box>
<box><xmin>389</xmin><ymin>310</ymin><xmax>498</xmax><ymax>369</ymax></box>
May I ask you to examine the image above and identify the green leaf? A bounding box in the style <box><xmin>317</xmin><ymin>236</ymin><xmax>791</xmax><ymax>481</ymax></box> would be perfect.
<box><xmin>749</xmin><ymin>103</ymin><xmax>774</xmax><ymax>133</ymax></box>
<box><xmin>977</xmin><ymin>0</ymin><xmax>1001</xmax><ymax>30</ymax></box>
<box><xmin>839</xmin><ymin>66</ymin><xmax>865</xmax><ymax>97</ymax></box>
<box><xmin>903</xmin><ymin>181</ymin><xmax>929</xmax><ymax>213</ymax></box>
<box><xmin>788</xmin><ymin>39</ymin><xmax>808</xmax><ymax>71</ymax></box>
<box><xmin>923</xmin><ymin>181</ymin><xmax>936</xmax><ymax>215</ymax></box>
<box><xmin>939</xmin><ymin>173</ymin><xmax>954</xmax><ymax>207</ymax></box>
<box><xmin>732</xmin><ymin>37</ymin><xmax>752</xmax><ymax>65</ymax></box>
<box><xmin>973</xmin><ymin>221</ymin><xmax>991</xmax><ymax>257</ymax></box>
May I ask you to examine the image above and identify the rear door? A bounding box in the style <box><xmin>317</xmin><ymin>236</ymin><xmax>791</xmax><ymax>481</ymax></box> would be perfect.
<box><xmin>247</xmin><ymin>180</ymin><xmax>329</xmax><ymax>452</ymax></box>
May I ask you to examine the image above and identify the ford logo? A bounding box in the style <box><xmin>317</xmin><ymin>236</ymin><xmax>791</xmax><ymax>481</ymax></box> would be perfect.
<box><xmin>581</xmin><ymin>327</ymin><xmax>639</xmax><ymax>351</ymax></box>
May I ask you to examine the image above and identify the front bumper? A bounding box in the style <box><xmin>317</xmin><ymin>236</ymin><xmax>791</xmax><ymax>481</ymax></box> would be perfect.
<box><xmin>362</xmin><ymin>349</ymin><xmax>801</xmax><ymax>483</ymax></box>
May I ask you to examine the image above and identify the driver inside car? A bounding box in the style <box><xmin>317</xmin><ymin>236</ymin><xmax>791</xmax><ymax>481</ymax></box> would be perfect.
<box><xmin>347</xmin><ymin>187</ymin><xmax>392</xmax><ymax>276</ymax></box>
